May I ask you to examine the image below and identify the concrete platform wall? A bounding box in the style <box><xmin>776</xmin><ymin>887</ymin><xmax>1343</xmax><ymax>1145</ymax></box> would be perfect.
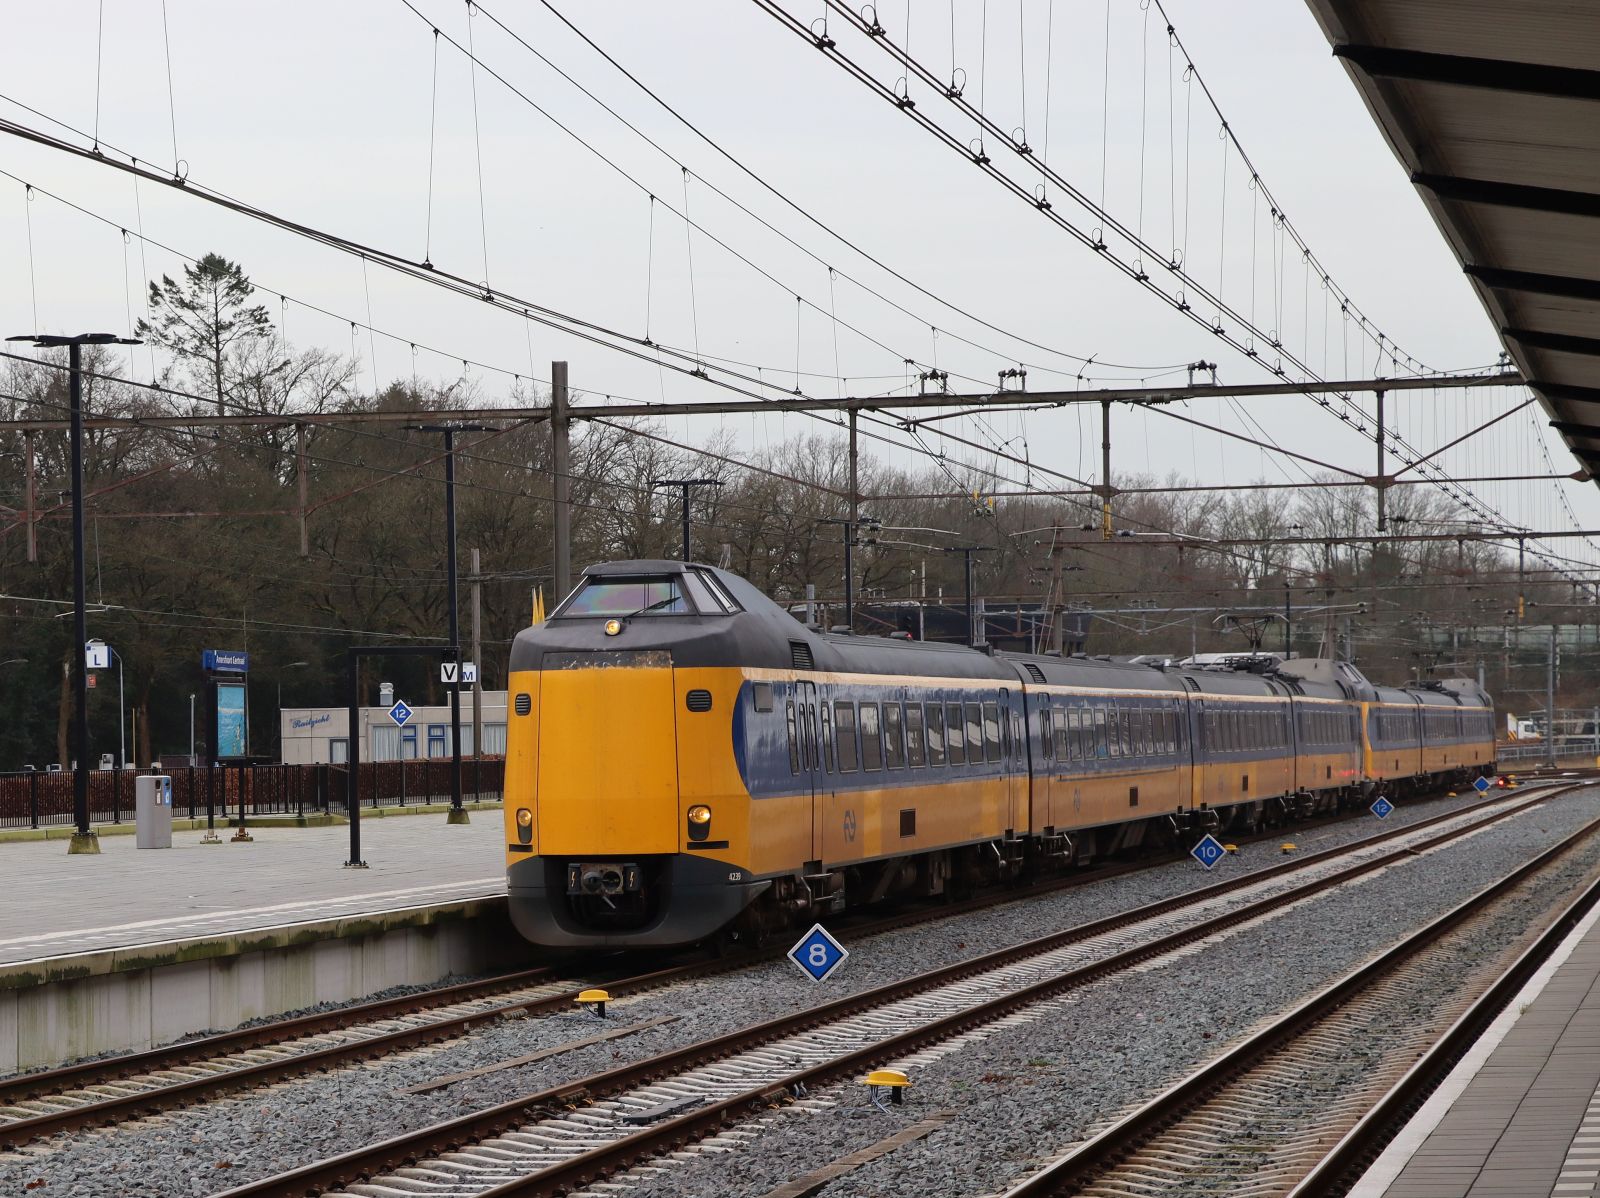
<box><xmin>0</xmin><ymin>898</ymin><xmax>518</xmax><ymax>1073</ymax></box>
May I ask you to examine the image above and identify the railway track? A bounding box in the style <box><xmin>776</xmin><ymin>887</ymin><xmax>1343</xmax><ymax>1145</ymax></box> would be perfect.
<box><xmin>998</xmin><ymin>799</ymin><xmax>1600</xmax><ymax>1197</ymax></box>
<box><xmin>211</xmin><ymin>782</ymin><xmax>1589</xmax><ymax>1198</ymax></box>
<box><xmin>0</xmin><ymin>785</ymin><xmax>1539</xmax><ymax>1150</ymax></box>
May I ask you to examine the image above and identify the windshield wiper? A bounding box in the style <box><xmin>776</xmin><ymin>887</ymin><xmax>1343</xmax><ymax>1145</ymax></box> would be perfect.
<box><xmin>620</xmin><ymin>595</ymin><xmax>683</xmax><ymax>620</ymax></box>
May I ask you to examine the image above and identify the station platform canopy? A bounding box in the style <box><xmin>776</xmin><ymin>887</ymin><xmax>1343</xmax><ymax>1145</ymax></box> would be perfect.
<box><xmin>1306</xmin><ymin>0</ymin><xmax>1600</xmax><ymax>485</ymax></box>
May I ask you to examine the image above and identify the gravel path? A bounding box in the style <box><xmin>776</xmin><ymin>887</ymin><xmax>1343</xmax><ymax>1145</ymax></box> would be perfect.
<box><xmin>0</xmin><ymin>785</ymin><xmax>1582</xmax><ymax>1198</ymax></box>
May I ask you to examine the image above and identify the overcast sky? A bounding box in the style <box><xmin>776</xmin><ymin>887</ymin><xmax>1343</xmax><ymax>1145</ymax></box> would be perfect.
<box><xmin>2</xmin><ymin>1</ymin><xmax>1592</xmax><ymax>561</ymax></box>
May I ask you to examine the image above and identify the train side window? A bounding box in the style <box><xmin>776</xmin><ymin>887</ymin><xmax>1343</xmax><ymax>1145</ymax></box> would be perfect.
<box><xmin>1041</xmin><ymin>709</ymin><xmax>1054</xmax><ymax>760</ymax></box>
<box><xmin>1106</xmin><ymin>708</ymin><xmax>1121</xmax><ymax>758</ymax></box>
<box><xmin>905</xmin><ymin>703</ymin><xmax>926</xmax><ymax>766</ymax></box>
<box><xmin>983</xmin><ymin>702</ymin><xmax>1002</xmax><ymax>763</ymax></box>
<box><xmin>1059</xmin><ymin>710</ymin><xmax>1075</xmax><ymax>760</ymax></box>
<box><xmin>1090</xmin><ymin>706</ymin><xmax>1106</xmax><ymax>758</ymax></box>
<box><xmin>946</xmin><ymin>703</ymin><xmax>966</xmax><ymax>765</ymax></box>
<box><xmin>821</xmin><ymin>703</ymin><xmax>835</xmax><ymax>773</ymax></box>
<box><xmin>860</xmin><ymin>703</ymin><xmax>883</xmax><ymax>771</ymax></box>
<box><xmin>804</xmin><ymin>702</ymin><xmax>818</xmax><ymax>769</ymax></box>
<box><xmin>1141</xmin><ymin>709</ymin><xmax>1155</xmax><ymax>757</ymax></box>
<box><xmin>884</xmin><ymin>702</ymin><xmax>905</xmax><ymax>768</ymax></box>
<box><xmin>834</xmin><ymin>702</ymin><xmax>859</xmax><ymax>772</ymax></box>
<box><xmin>927</xmin><ymin>703</ymin><xmax>948</xmax><ymax>766</ymax></box>
<box><xmin>966</xmin><ymin>703</ymin><xmax>985</xmax><ymax>766</ymax></box>
<box><xmin>786</xmin><ymin>701</ymin><xmax>800</xmax><ymax>774</ymax></box>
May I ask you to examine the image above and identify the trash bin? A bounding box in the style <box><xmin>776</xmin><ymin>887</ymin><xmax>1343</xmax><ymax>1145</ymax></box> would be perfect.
<box><xmin>136</xmin><ymin>774</ymin><xmax>173</xmax><ymax>849</ymax></box>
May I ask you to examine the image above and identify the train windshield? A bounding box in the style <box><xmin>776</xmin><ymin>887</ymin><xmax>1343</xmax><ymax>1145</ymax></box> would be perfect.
<box><xmin>556</xmin><ymin>571</ymin><xmax>740</xmax><ymax>618</ymax></box>
<box><xmin>559</xmin><ymin>576</ymin><xmax>689</xmax><ymax>617</ymax></box>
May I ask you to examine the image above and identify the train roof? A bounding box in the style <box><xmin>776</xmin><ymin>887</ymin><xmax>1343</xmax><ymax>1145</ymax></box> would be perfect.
<box><xmin>508</xmin><ymin>562</ymin><xmax>1493</xmax><ymax>709</ymax></box>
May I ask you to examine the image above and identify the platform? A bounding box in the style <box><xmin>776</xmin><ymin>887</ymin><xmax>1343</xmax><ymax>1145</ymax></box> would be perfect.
<box><xmin>1354</xmin><ymin>891</ymin><xmax>1600</xmax><ymax>1197</ymax></box>
<box><xmin>0</xmin><ymin>811</ymin><xmax>518</xmax><ymax>1073</ymax></box>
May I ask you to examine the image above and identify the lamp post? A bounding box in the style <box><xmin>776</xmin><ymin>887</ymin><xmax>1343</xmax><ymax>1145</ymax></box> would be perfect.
<box><xmin>405</xmin><ymin>423</ymin><xmax>494</xmax><ymax>825</ymax></box>
<box><xmin>7</xmin><ymin>332</ymin><xmax>140</xmax><ymax>856</ymax></box>
<box><xmin>649</xmin><ymin>478</ymin><xmax>723</xmax><ymax>562</ymax></box>
<box><xmin>95</xmin><ymin>641</ymin><xmax>125</xmax><ymax>769</ymax></box>
<box><xmin>189</xmin><ymin>693</ymin><xmax>196</xmax><ymax>766</ymax></box>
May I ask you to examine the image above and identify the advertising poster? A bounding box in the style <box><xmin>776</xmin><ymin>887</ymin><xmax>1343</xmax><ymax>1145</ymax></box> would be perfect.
<box><xmin>216</xmin><ymin>682</ymin><xmax>248</xmax><ymax>758</ymax></box>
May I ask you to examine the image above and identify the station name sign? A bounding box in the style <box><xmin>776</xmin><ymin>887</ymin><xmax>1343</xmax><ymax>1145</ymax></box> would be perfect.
<box><xmin>202</xmin><ymin>649</ymin><xmax>250</xmax><ymax>674</ymax></box>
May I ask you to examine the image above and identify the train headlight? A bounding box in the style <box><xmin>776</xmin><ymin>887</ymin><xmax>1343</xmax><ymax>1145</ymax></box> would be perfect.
<box><xmin>516</xmin><ymin>808</ymin><xmax>533</xmax><ymax>828</ymax></box>
<box><xmin>604</xmin><ymin>618</ymin><xmax>623</xmax><ymax>636</ymax></box>
<box><xmin>687</xmin><ymin>805</ymin><xmax>712</xmax><ymax>825</ymax></box>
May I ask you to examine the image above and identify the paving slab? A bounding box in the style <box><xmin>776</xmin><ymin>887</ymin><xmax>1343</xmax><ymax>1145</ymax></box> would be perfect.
<box><xmin>0</xmin><ymin>812</ymin><xmax>505</xmax><ymax>969</ymax></box>
<box><xmin>1353</xmin><ymin>899</ymin><xmax>1600</xmax><ymax>1198</ymax></box>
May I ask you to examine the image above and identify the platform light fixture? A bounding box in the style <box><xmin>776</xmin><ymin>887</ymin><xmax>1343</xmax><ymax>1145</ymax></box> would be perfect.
<box><xmin>7</xmin><ymin>332</ymin><xmax>141</xmax><ymax>856</ymax></box>
<box><xmin>403</xmin><ymin>422</ymin><xmax>498</xmax><ymax>827</ymax></box>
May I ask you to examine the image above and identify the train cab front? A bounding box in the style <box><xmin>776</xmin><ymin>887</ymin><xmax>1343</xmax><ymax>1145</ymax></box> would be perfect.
<box><xmin>501</xmin><ymin>561</ymin><xmax>771</xmax><ymax>949</ymax></box>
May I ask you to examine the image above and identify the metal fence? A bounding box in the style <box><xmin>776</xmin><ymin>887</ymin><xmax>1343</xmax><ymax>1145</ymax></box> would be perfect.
<box><xmin>1498</xmin><ymin>740</ymin><xmax>1600</xmax><ymax>767</ymax></box>
<box><xmin>0</xmin><ymin>758</ymin><xmax>505</xmax><ymax>830</ymax></box>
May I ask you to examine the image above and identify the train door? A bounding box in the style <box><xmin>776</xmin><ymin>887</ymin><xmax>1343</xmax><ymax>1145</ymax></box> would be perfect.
<box><xmin>1187</xmin><ymin>693</ymin><xmax>1207</xmax><ymax>812</ymax></box>
<box><xmin>796</xmin><ymin>680</ymin><xmax>823</xmax><ymax>864</ymax></box>
<box><xmin>1031</xmin><ymin>694</ymin><xmax>1054</xmax><ymax>833</ymax></box>
<box><xmin>1000</xmin><ymin>688</ymin><xmax>1024</xmax><ymax>834</ymax></box>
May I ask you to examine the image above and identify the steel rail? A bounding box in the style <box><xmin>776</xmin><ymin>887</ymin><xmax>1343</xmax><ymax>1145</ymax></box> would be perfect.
<box><xmin>215</xmin><ymin>785</ymin><xmax>1582</xmax><ymax>1198</ymax></box>
<box><xmin>999</xmin><ymin>787</ymin><xmax>1600</xmax><ymax>1196</ymax></box>
<box><xmin>0</xmin><ymin>788</ymin><xmax>1492</xmax><ymax>1148</ymax></box>
<box><xmin>0</xmin><ymin>962</ymin><xmax>562</xmax><ymax>1106</ymax></box>
<box><xmin>1287</xmin><ymin>857</ymin><xmax>1600</xmax><ymax>1196</ymax></box>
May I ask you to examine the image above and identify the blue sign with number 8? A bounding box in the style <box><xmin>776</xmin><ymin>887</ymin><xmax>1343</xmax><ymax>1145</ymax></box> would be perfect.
<box><xmin>789</xmin><ymin>923</ymin><xmax>849</xmax><ymax>983</ymax></box>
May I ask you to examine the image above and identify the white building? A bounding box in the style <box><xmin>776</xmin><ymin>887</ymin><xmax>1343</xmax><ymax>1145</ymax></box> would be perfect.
<box><xmin>281</xmin><ymin>692</ymin><xmax>509</xmax><ymax>764</ymax></box>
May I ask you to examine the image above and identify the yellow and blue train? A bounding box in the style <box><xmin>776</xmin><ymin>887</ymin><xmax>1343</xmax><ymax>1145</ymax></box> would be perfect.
<box><xmin>502</xmin><ymin>561</ymin><xmax>1496</xmax><ymax>948</ymax></box>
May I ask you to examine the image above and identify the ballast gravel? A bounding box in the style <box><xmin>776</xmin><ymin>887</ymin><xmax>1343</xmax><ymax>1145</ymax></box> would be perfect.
<box><xmin>0</xmin><ymin>784</ymin><xmax>1588</xmax><ymax>1198</ymax></box>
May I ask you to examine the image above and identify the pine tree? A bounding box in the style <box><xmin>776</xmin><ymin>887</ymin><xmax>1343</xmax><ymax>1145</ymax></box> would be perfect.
<box><xmin>136</xmin><ymin>253</ymin><xmax>272</xmax><ymax>415</ymax></box>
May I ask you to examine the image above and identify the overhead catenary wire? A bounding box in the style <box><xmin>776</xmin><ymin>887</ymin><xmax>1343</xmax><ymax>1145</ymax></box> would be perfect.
<box><xmin>491</xmin><ymin>0</ymin><xmax>1187</xmax><ymax>376</ymax></box>
<box><xmin>3</xmin><ymin>17</ymin><xmax>1574</xmax><ymax>585</ymax></box>
<box><xmin>747</xmin><ymin>1</ymin><xmax>1556</xmax><ymax>554</ymax></box>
